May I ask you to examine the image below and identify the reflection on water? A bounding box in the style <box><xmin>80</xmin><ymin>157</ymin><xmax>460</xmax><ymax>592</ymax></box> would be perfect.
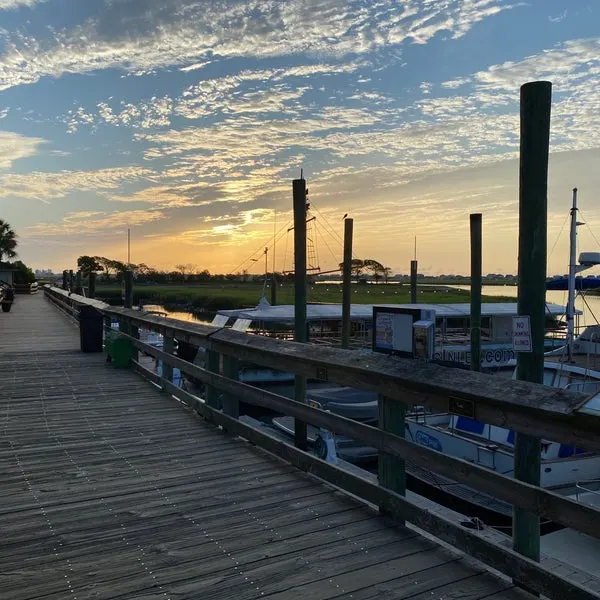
<box><xmin>141</xmin><ymin>304</ymin><xmax>215</xmax><ymax>325</ymax></box>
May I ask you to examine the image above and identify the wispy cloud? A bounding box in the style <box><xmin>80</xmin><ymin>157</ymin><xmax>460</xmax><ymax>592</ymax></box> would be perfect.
<box><xmin>25</xmin><ymin>208</ymin><xmax>165</xmax><ymax>236</ymax></box>
<box><xmin>0</xmin><ymin>0</ymin><xmax>518</xmax><ymax>91</ymax></box>
<box><xmin>0</xmin><ymin>166</ymin><xmax>153</xmax><ymax>200</ymax></box>
<box><xmin>0</xmin><ymin>0</ymin><xmax>43</xmax><ymax>9</ymax></box>
<box><xmin>0</xmin><ymin>131</ymin><xmax>46</xmax><ymax>169</ymax></box>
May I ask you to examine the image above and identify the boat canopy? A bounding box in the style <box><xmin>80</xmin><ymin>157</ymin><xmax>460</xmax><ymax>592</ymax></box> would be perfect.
<box><xmin>546</xmin><ymin>276</ymin><xmax>600</xmax><ymax>291</ymax></box>
<box><xmin>216</xmin><ymin>302</ymin><xmax>570</xmax><ymax>324</ymax></box>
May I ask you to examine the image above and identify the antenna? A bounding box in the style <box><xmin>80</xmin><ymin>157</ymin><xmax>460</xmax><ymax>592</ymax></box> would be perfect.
<box><xmin>272</xmin><ymin>209</ymin><xmax>276</xmax><ymax>273</ymax></box>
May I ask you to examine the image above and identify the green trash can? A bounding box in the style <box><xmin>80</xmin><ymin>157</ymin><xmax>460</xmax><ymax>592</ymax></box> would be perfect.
<box><xmin>105</xmin><ymin>329</ymin><xmax>133</xmax><ymax>368</ymax></box>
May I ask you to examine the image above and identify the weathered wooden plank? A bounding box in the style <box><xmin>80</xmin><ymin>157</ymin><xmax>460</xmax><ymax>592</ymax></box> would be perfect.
<box><xmin>135</xmin><ymin>342</ymin><xmax>600</xmax><ymax>539</ymax></box>
<box><xmin>160</xmin><ymin>380</ymin><xmax>599</xmax><ymax>600</ymax></box>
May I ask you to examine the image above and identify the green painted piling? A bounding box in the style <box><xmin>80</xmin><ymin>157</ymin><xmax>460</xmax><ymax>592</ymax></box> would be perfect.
<box><xmin>124</xmin><ymin>270</ymin><xmax>134</xmax><ymax>309</ymax></box>
<box><xmin>341</xmin><ymin>218</ymin><xmax>353</xmax><ymax>349</ymax></box>
<box><xmin>293</xmin><ymin>177</ymin><xmax>308</xmax><ymax>451</ymax></box>
<box><xmin>410</xmin><ymin>261</ymin><xmax>418</xmax><ymax>304</ymax></box>
<box><xmin>470</xmin><ymin>214</ymin><xmax>482</xmax><ymax>372</ymax></box>
<box><xmin>88</xmin><ymin>272</ymin><xmax>96</xmax><ymax>299</ymax></box>
<box><xmin>513</xmin><ymin>80</ymin><xmax>552</xmax><ymax>567</ymax></box>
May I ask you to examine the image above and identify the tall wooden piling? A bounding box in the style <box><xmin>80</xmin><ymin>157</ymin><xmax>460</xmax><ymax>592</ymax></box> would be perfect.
<box><xmin>293</xmin><ymin>176</ymin><xmax>308</xmax><ymax>450</ymax></box>
<box><xmin>88</xmin><ymin>272</ymin><xmax>96</xmax><ymax>299</ymax></box>
<box><xmin>341</xmin><ymin>218</ymin><xmax>354</xmax><ymax>349</ymax></box>
<box><xmin>124</xmin><ymin>270</ymin><xmax>134</xmax><ymax>309</ymax></box>
<box><xmin>75</xmin><ymin>271</ymin><xmax>82</xmax><ymax>295</ymax></box>
<box><xmin>410</xmin><ymin>260</ymin><xmax>418</xmax><ymax>303</ymax></box>
<box><xmin>68</xmin><ymin>270</ymin><xmax>74</xmax><ymax>292</ymax></box>
<box><xmin>470</xmin><ymin>214</ymin><xmax>482</xmax><ymax>372</ymax></box>
<box><xmin>62</xmin><ymin>270</ymin><xmax>68</xmax><ymax>290</ymax></box>
<box><xmin>513</xmin><ymin>80</ymin><xmax>552</xmax><ymax>566</ymax></box>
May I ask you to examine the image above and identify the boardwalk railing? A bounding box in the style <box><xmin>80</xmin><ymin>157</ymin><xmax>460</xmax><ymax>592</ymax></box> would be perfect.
<box><xmin>44</xmin><ymin>285</ymin><xmax>600</xmax><ymax>600</ymax></box>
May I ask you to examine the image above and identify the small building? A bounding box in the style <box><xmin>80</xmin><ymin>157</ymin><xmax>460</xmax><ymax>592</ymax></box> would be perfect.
<box><xmin>0</xmin><ymin>264</ymin><xmax>17</xmax><ymax>287</ymax></box>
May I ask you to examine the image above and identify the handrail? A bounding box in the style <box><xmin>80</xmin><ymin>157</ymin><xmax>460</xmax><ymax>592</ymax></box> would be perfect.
<box><xmin>42</xmin><ymin>285</ymin><xmax>600</xmax><ymax>600</ymax></box>
<box><xmin>97</xmin><ymin>304</ymin><xmax>600</xmax><ymax>451</ymax></box>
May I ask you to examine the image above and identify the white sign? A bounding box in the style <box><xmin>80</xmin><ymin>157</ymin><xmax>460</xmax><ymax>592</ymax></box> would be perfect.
<box><xmin>512</xmin><ymin>316</ymin><xmax>532</xmax><ymax>352</ymax></box>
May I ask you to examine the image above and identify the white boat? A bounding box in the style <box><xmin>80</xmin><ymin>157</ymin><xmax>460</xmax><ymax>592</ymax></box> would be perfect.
<box><xmin>211</xmin><ymin>299</ymin><xmax>568</xmax><ymax>381</ymax></box>
<box><xmin>403</xmin><ymin>188</ymin><xmax>600</xmax><ymax>524</ymax></box>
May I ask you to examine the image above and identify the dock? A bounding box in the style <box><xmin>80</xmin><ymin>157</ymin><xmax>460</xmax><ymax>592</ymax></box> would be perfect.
<box><xmin>0</xmin><ymin>292</ymin><xmax>597</xmax><ymax>599</ymax></box>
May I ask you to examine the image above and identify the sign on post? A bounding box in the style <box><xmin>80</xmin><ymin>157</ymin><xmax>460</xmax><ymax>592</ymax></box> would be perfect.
<box><xmin>512</xmin><ymin>316</ymin><xmax>532</xmax><ymax>352</ymax></box>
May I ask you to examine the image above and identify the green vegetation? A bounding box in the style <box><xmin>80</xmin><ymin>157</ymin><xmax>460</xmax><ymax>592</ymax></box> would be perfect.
<box><xmin>0</xmin><ymin>220</ymin><xmax>17</xmax><ymax>264</ymax></box>
<box><xmin>94</xmin><ymin>282</ymin><xmax>514</xmax><ymax>312</ymax></box>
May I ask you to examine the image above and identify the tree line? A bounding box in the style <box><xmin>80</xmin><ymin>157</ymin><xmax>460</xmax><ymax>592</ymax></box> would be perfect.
<box><xmin>337</xmin><ymin>259</ymin><xmax>392</xmax><ymax>283</ymax></box>
<box><xmin>78</xmin><ymin>255</ymin><xmax>392</xmax><ymax>284</ymax></box>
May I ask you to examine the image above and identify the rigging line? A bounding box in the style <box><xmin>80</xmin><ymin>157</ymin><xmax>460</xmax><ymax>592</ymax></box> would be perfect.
<box><xmin>311</xmin><ymin>218</ymin><xmax>321</xmax><ymax>272</ymax></box>
<box><xmin>310</xmin><ymin>200</ymin><xmax>361</xmax><ymax>263</ymax></box>
<box><xmin>581</xmin><ymin>293</ymin><xmax>600</xmax><ymax>326</ymax></box>
<box><xmin>309</xmin><ymin>201</ymin><xmax>345</xmax><ymax>248</ymax></box>
<box><xmin>282</xmin><ymin>227</ymin><xmax>290</xmax><ymax>275</ymax></box>
<box><xmin>318</xmin><ymin>219</ymin><xmax>343</xmax><ymax>271</ymax></box>
<box><xmin>548</xmin><ymin>211</ymin><xmax>570</xmax><ymax>260</ymax></box>
<box><xmin>578</xmin><ymin>209</ymin><xmax>600</xmax><ymax>250</ymax></box>
<box><xmin>229</xmin><ymin>218</ymin><xmax>293</xmax><ymax>274</ymax></box>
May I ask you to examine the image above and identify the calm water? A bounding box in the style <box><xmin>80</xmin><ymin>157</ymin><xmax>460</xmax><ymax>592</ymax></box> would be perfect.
<box><xmin>452</xmin><ymin>285</ymin><xmax>600</xmax><ymax>327</ymax></box>
<box><xmin>146</xmin><ymin>285</ymin><xmax>600</xmax><ymax>329</ymax></box>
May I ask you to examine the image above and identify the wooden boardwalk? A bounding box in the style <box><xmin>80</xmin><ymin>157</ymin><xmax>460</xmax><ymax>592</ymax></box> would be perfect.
<box><xmin>0</xmin><ymin>294</ymin><xmax>533</xmax><ymax>600</ymax></box>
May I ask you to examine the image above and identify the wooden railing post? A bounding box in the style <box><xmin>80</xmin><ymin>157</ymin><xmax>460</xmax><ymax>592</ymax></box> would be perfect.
<box><xmin>378</xmin><ymin>396</ymin><xmax>406</xmax><ymax>515</ymax></box>
<box><xmin>162</xmin><ymin>334</ymin><xmax>174</xmax><ymax>384</ymax></box>
<box><xmin>75</xmin><ymin>270</ymin><xmax>83</xmax><ymax>295</ymax></box>
<box><xmin>514</xmin><ymin>80</ymin><xmax>552</xmax><ymax>568</ymax></box>
<box><xmin>205</xmin><ymin>349</ymin><xmax>221</xmax><ymax>409</ymax></box>
<box><xmin>222</xmin><ymin>355</ymin><xmax>239</xmax><ymax>418</ymax></box>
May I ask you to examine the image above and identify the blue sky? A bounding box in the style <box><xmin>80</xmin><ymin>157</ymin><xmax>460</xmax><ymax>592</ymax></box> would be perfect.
<box><xmin>0</xmin><ymin>0</ymin><xmax>599</xmax><ymax>275</ymax></box>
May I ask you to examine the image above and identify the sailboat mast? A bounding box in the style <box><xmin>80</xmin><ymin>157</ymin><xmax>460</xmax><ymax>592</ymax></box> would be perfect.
<box><xmin>566</xmin><ymin>187</ymin><xmax>578</xmax><ymax>359</ymax></box>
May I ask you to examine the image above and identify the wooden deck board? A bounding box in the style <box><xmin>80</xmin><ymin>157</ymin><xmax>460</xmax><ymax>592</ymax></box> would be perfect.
<box><xmin>0</xmin><ymin>295</ymin><xmax>538</xmax><ymax>600</ymax></box>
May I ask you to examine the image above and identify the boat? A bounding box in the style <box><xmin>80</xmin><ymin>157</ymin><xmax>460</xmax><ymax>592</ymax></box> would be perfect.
<box><xmin>211</xmin><ymin>300</ymin><xmax>568</xmax><ymax>380</ymax></box>
<box><xmin>402</xmin><ymin>188</ymin><xmax>600</xmax><ymax>526</ymax></box>
<box><xmin>271</xmin><ymin>387</ymin><xmax>379</xmax><ymax>465</ymax></box>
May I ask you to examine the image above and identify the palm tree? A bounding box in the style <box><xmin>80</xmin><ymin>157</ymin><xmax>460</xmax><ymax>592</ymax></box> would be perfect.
<box><xmin>0</xmin><ymin>220</ymin><xmax>17</xmax><ymax>264</ymax></box>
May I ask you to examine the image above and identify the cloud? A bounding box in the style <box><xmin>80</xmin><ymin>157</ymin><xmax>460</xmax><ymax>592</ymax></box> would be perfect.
<box><xmin>0</xmin><ymin>0</ymin><xmax>518</xmax><ymax>91</ymax></box>
<box><xmin>0</xmin><ymin>0</ymin><xmax>43</xmax><ymax>9</ymax></box>
<box><xmin>0</xmin><ymin>165</ymin><xmax>153</xmax><ymax>200</ymax></box>
<box><xmin>25</xmin><ymin>208</ymin><xmax>165</xmax><ymax>236</ymax></box>
<box><xmin>0</xmin><ymin>131</ymin><xmax>46</xmax><ymax>169</ymax></box>
<box><xmin>548</xmin><ymin>10</ymin><xmax>567</xmax><ymax>23</ymax></box>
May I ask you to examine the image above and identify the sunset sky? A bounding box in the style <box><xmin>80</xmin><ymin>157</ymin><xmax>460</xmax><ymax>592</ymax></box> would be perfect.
<box><xmin>0</xmin><ymin>0</ymin><xmax>599</xmax><ymax>276</ymax></box>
